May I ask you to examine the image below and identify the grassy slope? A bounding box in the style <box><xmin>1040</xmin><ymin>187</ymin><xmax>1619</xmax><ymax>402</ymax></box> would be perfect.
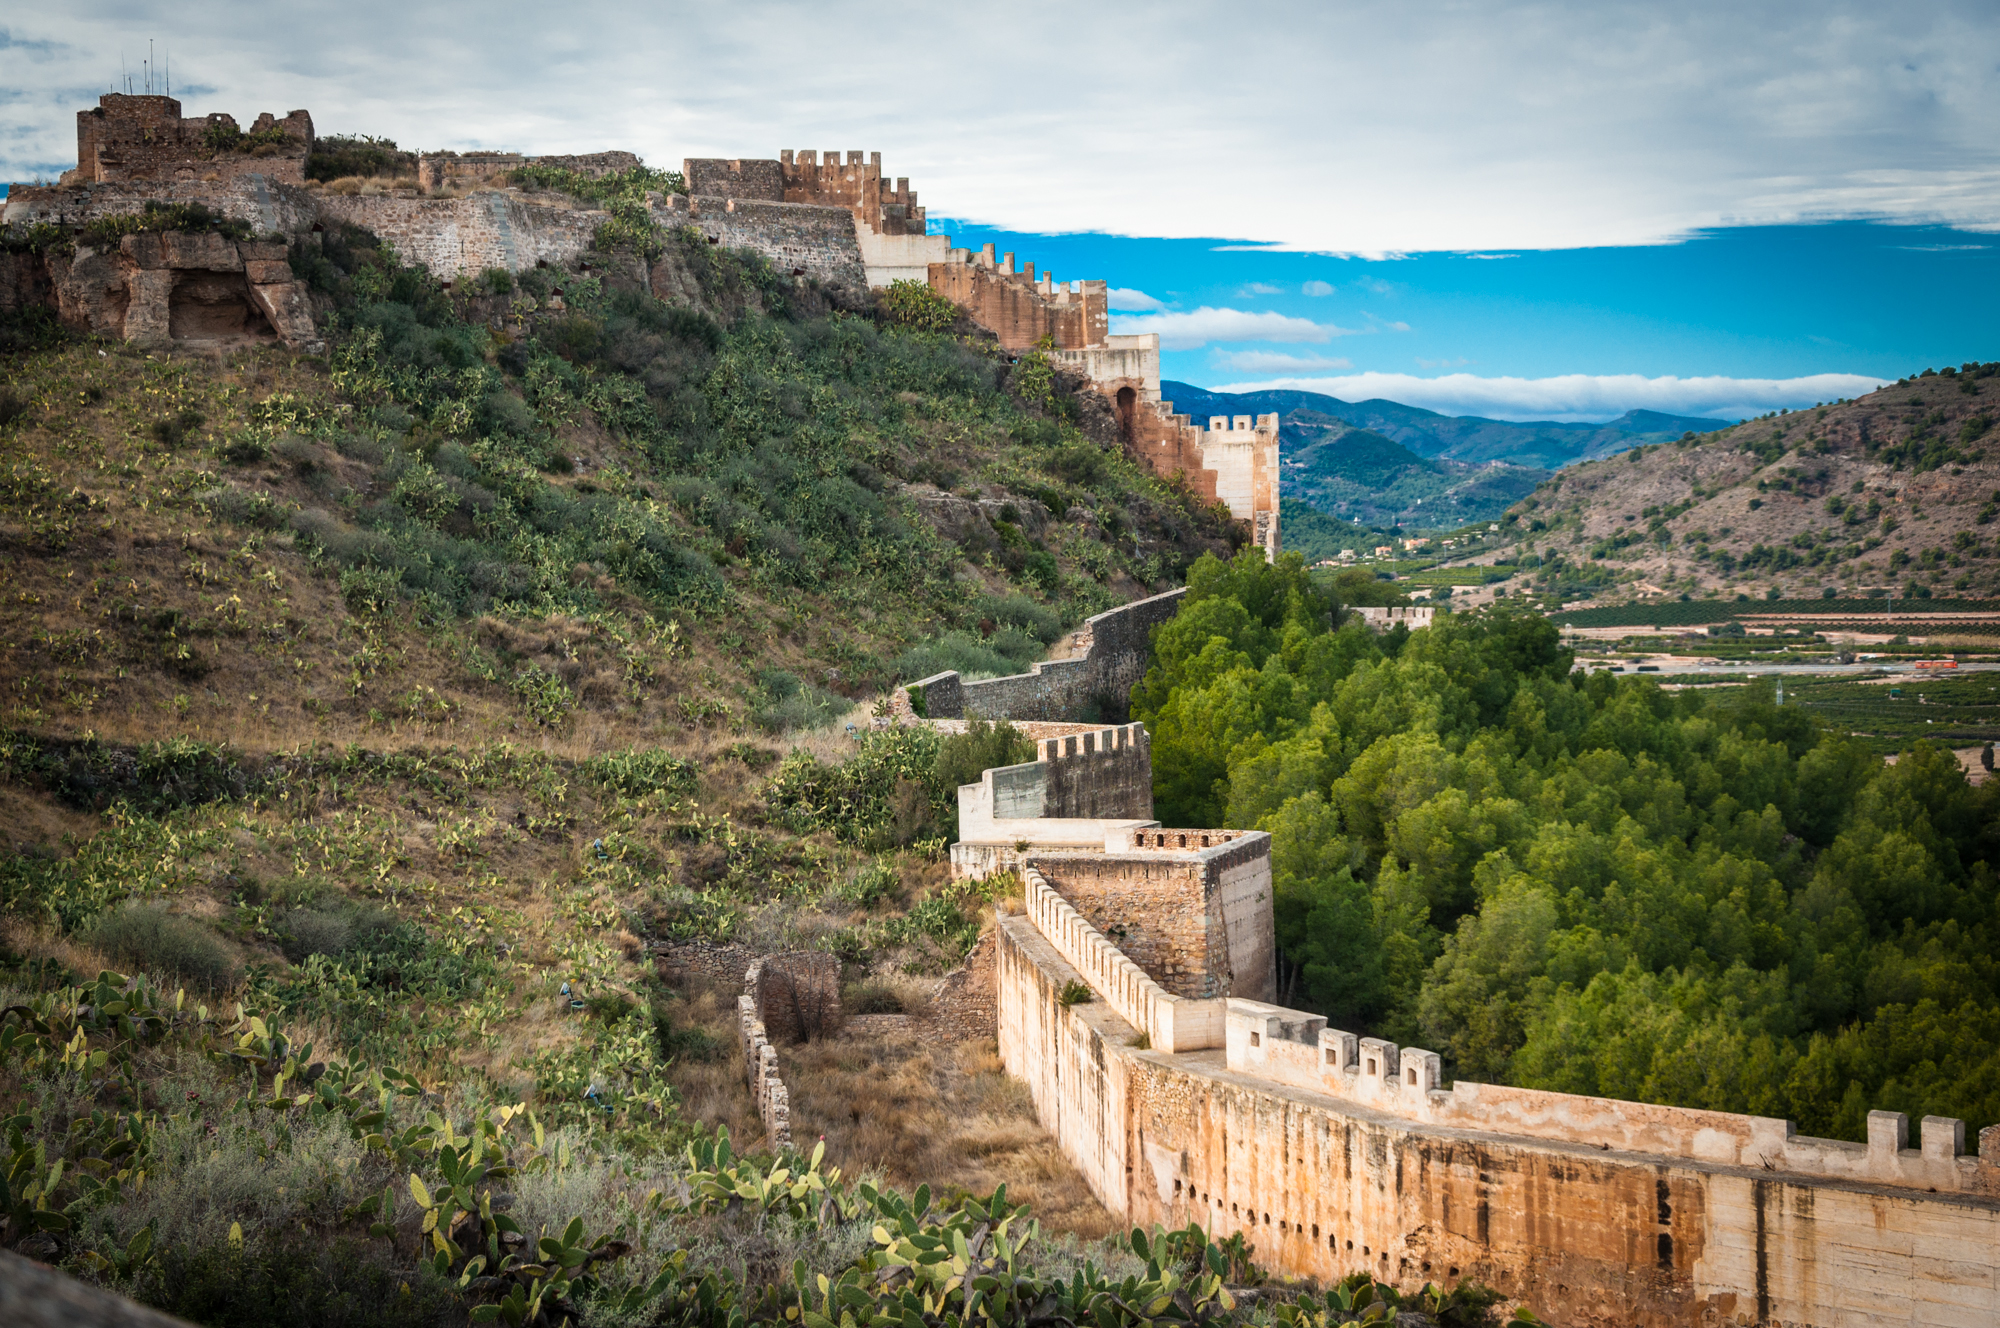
<box><xmin>0</xmin><ymin>220</ymin><xmax>1248</xmax><ymax>1309</ymax></box>
<box><xmin>1469</xmin><ymin>366</ymin><xmax>2000</xmax><ymax>603</ymax></box>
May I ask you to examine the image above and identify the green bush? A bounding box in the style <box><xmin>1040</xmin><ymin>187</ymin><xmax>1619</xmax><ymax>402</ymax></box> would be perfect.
<box><xmin>752</xmin><ymin>670</ymin><xmax>849</xmax><ymax>734</ymax></box>
<box><xmin>881</xmin><ymin>278</ymin><xmax>959</xmax><ymax>331</ymax></box>
<box><xmin>304</xmin><ymin>134</ymin><xmax>416</xmax><ymax>181</ymax></box>
<box><xmin>936</xmin><ymin>720</ymin><xmax>1035</xmax><ymax>793</ymax></box>
<box><xmin>81</xmin><ymin>902</ymin><xmax>237</xmax><ymax>990</ymax></box>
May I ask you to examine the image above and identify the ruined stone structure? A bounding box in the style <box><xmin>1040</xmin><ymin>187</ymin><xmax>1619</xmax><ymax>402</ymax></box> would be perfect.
<box><xmin>904</xmin><ymin>587</ymin><xmax>1187</xmax><ymax>726</ymax></box>
<box><xmin>967</xmin><ymin>733</ymin><xmax>2000</xmax><ymax>1326</ymax></box>
<box><xmin>38</xmin><ymin>230</ymin><xmax>319</xmax><ymax>350</ymax></box>
<box><xmin>8</xmin><ymin>100</ymin><xmax>1281</xmax><ymax>555</ymax></box>
<box><xmin>738</xmin><ymin>953</ymin><xmax>841</xmax><ymax>1148</ymax></box>
<box><xmin>64</xmin><ymin>94</ymin><xmax>313</xmax><ymax>188</ymax></box>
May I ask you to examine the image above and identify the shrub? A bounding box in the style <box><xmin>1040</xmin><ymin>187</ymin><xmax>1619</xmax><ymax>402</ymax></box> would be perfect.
<box><xmin>338</xmin><ymin>565</ymin><xmax>403</xmax><ymax>616</ymax></box>
<box><xmin>81</xmin><ymin>902</ymin><xmax>237</xmax><ymax>990</ymax></box>
<box><xmin>881</xmin><ymin>279</ymin><xmax>959</xmax><ymax>332</ymax></box>
<box><xmin>936</xmin><ymin>720</ymin><xmax>1035</xmax><ymax>795</ymax></box>
<box><xmin>581</xmin><ymin>748</ymin><xmax>699</xmax><ymax>797</ymax></box>
<box><xmin>752</xmin><ymin>670</ymin><xmax>848</xmax><ymax>734</ymax></box>
<box><xmin>150</xmin><ymin>408</ymin><xmax>206</xmax><ymax>448</ymax></box>
<box><xmin>1058</xmin><ymin>979</ymin><xmax>1093</xmax><ymax>1006</ymax></box>
<box><xmin>844</xmin><ymin>982</ymin><xmax>904</xmax><ymax>1014</ymax></box>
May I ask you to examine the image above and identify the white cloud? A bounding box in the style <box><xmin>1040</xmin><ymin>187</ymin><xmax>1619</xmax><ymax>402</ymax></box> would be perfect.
<box><xmin>1106</xmin><ymin>287</ymin><xmax>1167</xmax><ymax>311</ymax></box>
<box><xmin>1464</xmin><ymin>254</ymin><xmax>1520</xmax><ymax>260</ymax></box>
<box><xmin>3</xmin><ymin>3</ymin><xmax>1996</xmax><ymax>251</ymax></box>
<box><xmin>1110</xmin><ymin>307</ymin><xmax>1357</xmax><ymax>350</ymax></box>
<box><xmin>1237</xmin><ymin>281</ymin><xmax>1286</xmax><ymax>296</ymax></box>
<box><xmin>1211</xmin><ymin>351</ymin><xmax>1356</xmax><ymax>373</ymax></box>
<box><xmin>1355</xmin><ymin>278</ymin><xmax>1396</xmax><ymax>296</ymax></box>
<box><xmin>1302</xmin><ymin>279</ymin><xmax>1336</xmax><ymax>296</ymax></box>
<box><xmin>1204</xmin><ymin>371</ymin><xmax>1889</xmax><ymax>423</ymax></box>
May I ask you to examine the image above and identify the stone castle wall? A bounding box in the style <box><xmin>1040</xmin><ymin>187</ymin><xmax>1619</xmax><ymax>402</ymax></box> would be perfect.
<box><xmin>1031</xmin><ymin>832</ymin><xmax>1274</xmax><ymax>1003</ymax></box>
<box><xmin>66</xmin><ymin>94</ymin><xmax>313</xmax><ymax>188</ymax></box>
<box><xmin>661</xmin><ymin>194</ymin><xmax>869</xmax><ymax>297</ymax></box>
<box><xmin>926</xmin><ymin>253</ymin><xmax>1108</xmax><ymax>353</ymax></box>
<box><xmin>908</xmin><ymin>586</ymin><xmax>1187</xmax><ymax>725</ymax></box>
<box><xmin>995</xmin><ymin>873</ymin><xmax>2000</xmax><ymax>1327</ymax></box>
<box><xmin>314</xmin><ymin>191</ymin><xmax>605</xmax><ymax>279</ymax></box>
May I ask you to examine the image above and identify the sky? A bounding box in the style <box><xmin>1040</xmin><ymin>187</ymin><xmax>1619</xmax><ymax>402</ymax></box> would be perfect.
<box><xmin>6</xmin><ymin>2</ymin><xmax>1998</xmax><ymax>421</ymax></box>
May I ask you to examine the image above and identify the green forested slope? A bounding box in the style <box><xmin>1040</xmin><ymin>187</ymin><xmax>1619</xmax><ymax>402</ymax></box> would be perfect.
<box><xmin>1134</xmin><ymin>552</ymin><xmax>2000</xmax><ymax>1141</ymax></box>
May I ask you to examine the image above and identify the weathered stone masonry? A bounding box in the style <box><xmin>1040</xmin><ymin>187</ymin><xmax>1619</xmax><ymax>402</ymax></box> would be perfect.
<box><xmin>991</xmin><ymin>846</ymin><xmax>2000</xmax><ymax>1328</ymax></box>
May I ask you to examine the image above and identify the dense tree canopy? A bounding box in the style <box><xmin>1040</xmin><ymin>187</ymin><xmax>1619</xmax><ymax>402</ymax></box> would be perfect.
<box><xmin>1134</xmin><ymin>550</ymin><xmax>2000</xmax><ymax>1141</ymax></box>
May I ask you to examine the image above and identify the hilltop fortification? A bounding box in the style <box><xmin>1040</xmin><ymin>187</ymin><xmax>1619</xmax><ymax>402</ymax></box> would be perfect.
<box><xmin>3</xmin><ymin>98</ymin><xmax>1279</xmax><ymax>555</ymax></box>
<box><xmin>949</xmin><ymin>711</ymin><xmax>2000</xmax><ymax>1327</ymax></box>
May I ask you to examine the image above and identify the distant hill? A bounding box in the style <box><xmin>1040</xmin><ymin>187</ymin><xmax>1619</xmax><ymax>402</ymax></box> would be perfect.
<box><xmin>1477</xmin><ymin>362</ymin><xmax>2000</xmax><ymax>603</ymax></box>
<box><xmin>1279</xmin><ymin>497</ymin><xmax>1386</xmax><ymax>564</ymax></box>
<box><xmin>1157</xmin><ymin>383</ymin><xmax>1551</xmax><ymax>528</ymax></box>
<box><xmin>1163</xmin><ymin>381</ymin><xmax>1733</xmax><ymax>470</ymax></box>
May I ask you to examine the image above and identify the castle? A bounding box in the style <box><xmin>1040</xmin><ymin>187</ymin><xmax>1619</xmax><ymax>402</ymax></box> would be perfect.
<box><xmin>2</xmin><ymin>96</ymin><xmax>1279</xmax><ymax>558</ymax></box>
<box><xmin>802</xmin><ymin>592</ymin><xmax>2000</xmax><ymax>1327</ymax></box>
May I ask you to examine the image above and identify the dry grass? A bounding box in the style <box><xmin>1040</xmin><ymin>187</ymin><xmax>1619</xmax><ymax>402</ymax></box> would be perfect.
<box><xmin>653</xmin><ymin>976</ymin><xmax>762</xmax><ymax>1145</ymax></box>
<box><xmin>781</xmin><ymin>1030</ymin><xmax>1115</xmax><ymax>1239</ymax></box>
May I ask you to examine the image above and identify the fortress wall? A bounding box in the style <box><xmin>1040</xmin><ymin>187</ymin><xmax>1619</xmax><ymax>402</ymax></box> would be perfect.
<box><xmin>312</xmin><ymin>192</ymin><xmax>603</xmax><ymax>278</ymax></box>
<box><xmin>1051</xmin><ymin>335</ymin><xmax>1163</xmax><ymax>402</ymax></box>
<box><xmin>908</xmin><ymin>587</ymin><xmax>1187</xmax><ymax>724</ymax></box>
<box><xmin>926</xmin><ymin>259</ymin><xmax>1107</xmax><ymax>353</ymax></box>
<box><xmin>661</xmin><ymin>195</ymin><xmax>869</xmax><ymax>295</ymax></box>
<box><xmin>924</xmin><ymin>588</ymin><xmax>1176</xmax><ymax>720</ymax></box>
<box><xmin>857</xmin><ymin>229</ymin><xmax>954</xmax><ymax>287</ymax></box>
<box><xmin>4</xmin><ymin>178</ymin><xmax>319</xmax><ymax>236</ymax></box>
<box><xmin>995</xmin><ymin>913</ymin><xmax>2000</xmax><ymax>1328</ymax></box>
<box><xmin>684</xmin><ymin>157</ymin><xmax>785</xmax><ymax>201</ymax></box>
<box><xmin>1032</xmin><ymin>834</ymin><xmax>1274</xmax><ymax>1003</ymax></box>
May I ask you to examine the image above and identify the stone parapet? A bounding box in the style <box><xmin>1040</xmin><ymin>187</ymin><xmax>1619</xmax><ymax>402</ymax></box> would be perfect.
<box><xmin>906</xmin><ymin>587</ymin><xmax>1187</xmax><ymax>725</ymax></box>
<box><xmin>1018</xmin><ymin>870</ymin><xmax>1223</xmax><ymax>1054</ymax></box>
<box><xmin>995</xmin><ymin>903</ymin><xmax>2000</xmax><ymax>1327</ymax></box>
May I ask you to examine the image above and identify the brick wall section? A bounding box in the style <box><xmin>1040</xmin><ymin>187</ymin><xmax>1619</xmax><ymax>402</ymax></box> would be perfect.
<box><xmin>5</xmin><ymin>178</ymin><xmax>319</xmax><ymax>235</ymax></box>
<box><xmin>780</xmin><ymin>149</ymin><xmax>927</xmax><ymax>236</ymax></box>
<box><xmin>926</xmin><ymin>258</ymin><xmax>1108</xmax><ymax>353</ymax></box>
<box><xmin>997</xmin><ymin>914</ymin><xmax>2000</xmax><ymax>1327</ymax></box>
<box><xmin>1036</xmin><ymin>724</ymin><xmax>1153</xmax><ymax>820</ymax></box>
<box><xmin>909</xmin><ymin>587</ymin><xmax>1187</xmax><ymax>724</ymax></box>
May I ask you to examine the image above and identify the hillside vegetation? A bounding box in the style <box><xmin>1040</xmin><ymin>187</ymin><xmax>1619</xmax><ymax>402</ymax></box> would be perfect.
<box><xmin>0</xmin><ymin>205</ymin><xmax>1318</xmax><ymax>1325</ymax></box>
<box><xmin>1138</xmin><ymin>551</ymin><xmax>2000</xmax><ymax>1143</ymax></box>
<box><xmin>1485</xmin><ymin>363</ymin><xmax>2000</xmax><ymax>602</ymax></box>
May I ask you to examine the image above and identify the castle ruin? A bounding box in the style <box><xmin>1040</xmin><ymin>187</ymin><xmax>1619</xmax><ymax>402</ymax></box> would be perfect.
<box><xmin>4</xmin><ymin>100</ymin><xmax>1279</xmax><ymax>556</ymax></box>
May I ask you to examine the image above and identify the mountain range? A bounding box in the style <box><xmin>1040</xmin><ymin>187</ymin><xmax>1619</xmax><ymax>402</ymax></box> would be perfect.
<box><xmin>1162</xmin><ymin>382</ymin><xmax>1734</xmax><ymax>469</ymax></box>
<box><xmin>1161</xmin><ymin>381</ymin><xmax>1736</xmax><ymax>532</ymax></box>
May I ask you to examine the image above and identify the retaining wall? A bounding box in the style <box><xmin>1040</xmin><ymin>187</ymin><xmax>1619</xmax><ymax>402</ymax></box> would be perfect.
<box><xmin>995</xmin><ymin>906</ymin><xmax>2000</xmax><ymax>1327</ymax></box>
